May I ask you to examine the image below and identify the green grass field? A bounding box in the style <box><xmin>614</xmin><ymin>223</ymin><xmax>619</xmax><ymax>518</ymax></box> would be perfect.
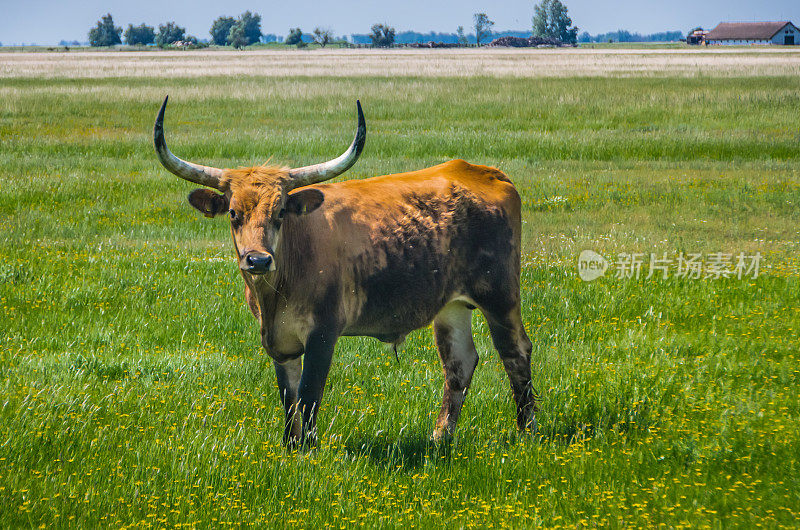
<box><xmin>1</xmin><ymin>53</ymin><xmax>799</xmax><ymax>527</ymax></box>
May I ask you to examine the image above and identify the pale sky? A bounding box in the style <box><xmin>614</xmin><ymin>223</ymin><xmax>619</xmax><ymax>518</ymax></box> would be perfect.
<box><xmin>1</xmin><ymin>0</ymin><xmax>799</xmax><ymax>45</ymax></box>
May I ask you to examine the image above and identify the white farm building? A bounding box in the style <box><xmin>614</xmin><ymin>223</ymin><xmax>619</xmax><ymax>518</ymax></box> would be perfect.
<box><xmin>706</xmin><ymin>21</ymin><xmax>799</xmax><ymax>45</ymax></box>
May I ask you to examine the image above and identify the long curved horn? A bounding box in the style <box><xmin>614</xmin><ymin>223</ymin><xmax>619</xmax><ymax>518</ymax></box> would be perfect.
<box><xmin>154</xmin><ymin>96</ymin><xmax>224</xmax><ymax>190</ymax></box>
<box><xmin>288</xmin><ymin>100</ymin><xmax>366</xmax><ymax>187</ymax></box>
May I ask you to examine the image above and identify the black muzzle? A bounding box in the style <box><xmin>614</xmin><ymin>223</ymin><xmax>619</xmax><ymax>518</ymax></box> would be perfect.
<box><xmin>242</xmin><ymin>252</ymin><xmax>273</xmax><ymax>275</ymax></box>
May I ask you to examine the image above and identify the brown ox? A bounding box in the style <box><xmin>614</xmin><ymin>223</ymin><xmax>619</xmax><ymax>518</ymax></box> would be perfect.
<box><xmin>154</xmin><ymin>97</ymin><xmax>537</xmax><ymax>446</ymax></box>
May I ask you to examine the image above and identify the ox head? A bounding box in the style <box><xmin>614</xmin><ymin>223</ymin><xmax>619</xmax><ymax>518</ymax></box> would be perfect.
<box><xmin>153</xmin><ymin>96</ymin><xmax>365</xmax><ymax>276</ymax></box>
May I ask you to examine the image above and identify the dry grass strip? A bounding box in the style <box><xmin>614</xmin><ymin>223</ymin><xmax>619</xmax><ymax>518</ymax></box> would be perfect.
<box><xmin>2</xmin><ymin>47</ymin><xmax>800</xmax><ymax>79</ymax></box>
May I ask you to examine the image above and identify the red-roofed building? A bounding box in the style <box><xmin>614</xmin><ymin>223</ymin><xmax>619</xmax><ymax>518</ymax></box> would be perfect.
<box><xmin>706</xmin><ymin>21</ymin><xmax>799</xmax><ymax>45</ymax></box>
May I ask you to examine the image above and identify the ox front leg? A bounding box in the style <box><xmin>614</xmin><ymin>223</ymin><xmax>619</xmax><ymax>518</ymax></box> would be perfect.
<box><xmin>274</xmin><ymin>357</ymin><xmax>303</xmax><ymax>447</ymax></box>
<box><xmin>295</xmin><ymin>326</ymin><xmax>339</xmax><ymax>448</ymax></box>
<box><xmin>432</xmin><ymin>302</ymin><xmax>479</xmax><ymax>442</ymax></box>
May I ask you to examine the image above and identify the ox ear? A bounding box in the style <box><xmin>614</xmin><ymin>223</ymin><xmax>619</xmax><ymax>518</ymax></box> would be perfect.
<box><xmin>187</xmin><ymin>188</ymin><xmax>229</xmax><ymax>218</ymax></box>
<box><xmin>285</xmin><ymin>189</ymin><xmax>324</xmax><ymax>216</ymax></box>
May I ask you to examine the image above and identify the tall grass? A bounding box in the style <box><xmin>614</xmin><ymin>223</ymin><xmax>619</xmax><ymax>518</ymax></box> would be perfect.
<box><xmin>1</xmin><ymin>67</ymin><xmax>798</xmax><ymax>526</ymax></box>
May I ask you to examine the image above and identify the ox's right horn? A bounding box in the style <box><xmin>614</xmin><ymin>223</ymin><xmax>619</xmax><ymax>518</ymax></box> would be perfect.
<box><xmin>154</xmin><ymin>96</ymin><xmax>224</xmax><ymax>190</ymax></box>
<box><xmin>287</xmin><ymin>100</ymin><xmax>366</xmax><ymax>188</ymax></box>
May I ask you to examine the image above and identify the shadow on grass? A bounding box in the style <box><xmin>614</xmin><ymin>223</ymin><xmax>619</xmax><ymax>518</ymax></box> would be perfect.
<box><xmin>533</xmin><ymin>402</ymin><xmax>659</xmax><ymax>447</ymax></box>
<box><xmin>340</xmin><ymin>430</ymin><xmax>455</xmax><ymax>470</ymax></box>
<box><xmin>336</xmin><ymin>421</ymin><xmax>612</xmax><ymax>469</ymax></box>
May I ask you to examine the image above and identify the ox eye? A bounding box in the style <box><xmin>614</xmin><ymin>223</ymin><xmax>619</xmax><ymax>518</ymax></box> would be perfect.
<box><xmin>272</xmin><ymin>209</ymin><xmax>285</xmax><ymax>229</ymax></box>
<box><xmin>229</xmin><ymin>209</ymin><xmax>242</xmax><ymax>227</ymax></box>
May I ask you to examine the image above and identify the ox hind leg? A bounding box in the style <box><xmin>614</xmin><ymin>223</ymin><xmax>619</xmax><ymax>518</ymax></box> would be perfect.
<box><xmin>476</xmin><ymin>284</ymin><xmax>537</xmax><ymax>432</ymax></box>
<box><xmin>482</xmin><ymin>303</ymin><xmax>537</xmax><ymax>433</ymax></box>
<box><xmin>432</xmin><ymin>301</ymin><xmax>479</xmax><ymax>441</ymax></box>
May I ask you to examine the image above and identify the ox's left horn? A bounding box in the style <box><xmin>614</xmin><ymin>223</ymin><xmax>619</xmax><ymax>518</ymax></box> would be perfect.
<box><xmin>154</xmin><ymin>96</ymin><xmax>224</xmax><ymax>190</ymax></box>
<box><xmin>288</xmin><ymin>100</ymin><xmax>366</xmax><ymax>187</ymax></box>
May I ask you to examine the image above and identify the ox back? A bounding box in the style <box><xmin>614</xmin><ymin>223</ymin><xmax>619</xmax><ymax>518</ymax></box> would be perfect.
<box><xmin>275</xmin><ymin>159</ymin><xmax>520</xmax><ymax>343</ymax></box>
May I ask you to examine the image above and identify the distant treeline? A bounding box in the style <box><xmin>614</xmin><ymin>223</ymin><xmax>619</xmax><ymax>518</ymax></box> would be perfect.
<box><xmin>350</xmin><ymin>30</ymin><xmax>531</xmax><ymax>45</ymax></box>
<box><xmin>578</xmin><ymin>30</ymin><xmax>683</xmax><ymax>43</ymax></box>
<box><xmin>32</xmin><ymin>28</ymin><xmax>685</xmax><ymax>49</ymax></box>
<box><xmin>349</xmin><ymin>29</ymin><xmax>683</xmax><ymax>45</ymax></box>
